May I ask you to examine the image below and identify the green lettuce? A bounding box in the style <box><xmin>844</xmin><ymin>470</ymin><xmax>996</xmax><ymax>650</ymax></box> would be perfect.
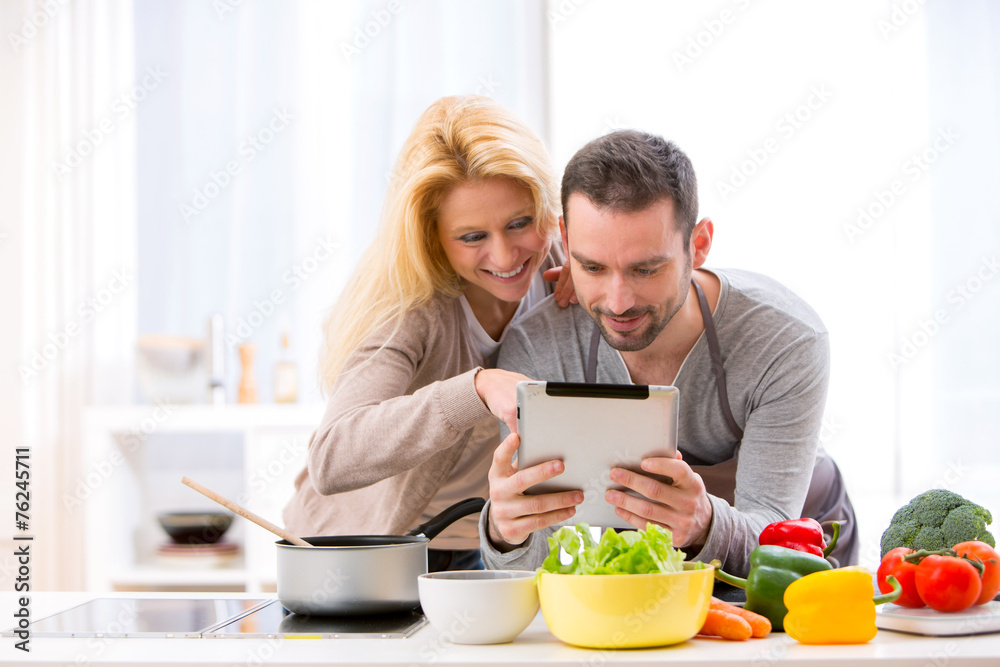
<box><xmin>540</xmin><ymin>522</ymin><xmax>691</xmax><ymax>575</ymax></box>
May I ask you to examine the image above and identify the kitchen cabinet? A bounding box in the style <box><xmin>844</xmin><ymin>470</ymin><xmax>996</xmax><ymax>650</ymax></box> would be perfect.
<box><xmin>4</xmin><ymin>592</ymin><xmax>1000</xmax><ymax>666</ymax></box>
<box><xmin>80</xmin><ymin>404</ymin><xmax>323</xmax><ymax>592</ymax></box>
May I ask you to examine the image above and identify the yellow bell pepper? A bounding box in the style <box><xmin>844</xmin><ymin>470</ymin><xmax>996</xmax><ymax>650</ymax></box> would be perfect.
<box><xmin>783</xmin><ymin>566</ymin><xmax>901</xmax><ymax>644</ymax></box>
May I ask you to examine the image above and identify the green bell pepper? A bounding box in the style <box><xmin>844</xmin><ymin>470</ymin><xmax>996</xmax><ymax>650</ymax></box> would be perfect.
<box><xmin>712</xmin><ymin>545</ymin><xmax>833</xmax><ymax>631</ymax></box>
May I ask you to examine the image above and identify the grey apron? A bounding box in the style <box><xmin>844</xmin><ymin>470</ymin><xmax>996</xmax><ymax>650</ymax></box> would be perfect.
<box><xmin>584</xmin><ymin>279</ymin><xmax>859</xmax><ymax>567</ymax></box>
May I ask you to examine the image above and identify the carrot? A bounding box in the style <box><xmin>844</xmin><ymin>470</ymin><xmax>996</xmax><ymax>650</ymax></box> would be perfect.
<box><xmin>710</xmin><ymin>597</ymin><xmax>772</xmax><ymax>638</ymax></box>
<box><xmin>699</xmin><ymin>608</ymin><xmax>752</xmax><ymax>641</ymax></box>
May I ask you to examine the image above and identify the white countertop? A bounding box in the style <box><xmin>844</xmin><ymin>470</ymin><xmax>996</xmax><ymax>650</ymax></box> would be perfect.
<box><xmin>3</xmin><ymin>592</ymin><xmax>1000</xmax><ymax>666</ymax></box>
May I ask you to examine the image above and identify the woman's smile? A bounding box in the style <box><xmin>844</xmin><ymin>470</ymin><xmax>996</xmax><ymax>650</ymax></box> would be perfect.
<box><xmin>484</xmin><ymin>258</ymin><xmax>530</xmax><ymax>282</ymax></box>
<box><xmin>437</xmin><ymin>178</ymin><xmax>549</xmax><ymax>305</ymax></box>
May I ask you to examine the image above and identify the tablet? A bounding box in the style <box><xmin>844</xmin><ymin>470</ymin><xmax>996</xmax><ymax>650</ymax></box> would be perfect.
<box><xmin>515</xmin><ymin>381</ymin><xmax>679</xmax><ymax>529</ymax></box>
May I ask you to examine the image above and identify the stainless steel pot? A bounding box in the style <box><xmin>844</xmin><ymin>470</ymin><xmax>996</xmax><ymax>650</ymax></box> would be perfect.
<box><xmin>276</xmin><ymin>497</ymin><xmax>486</xmax><ymax>615</ymax></box>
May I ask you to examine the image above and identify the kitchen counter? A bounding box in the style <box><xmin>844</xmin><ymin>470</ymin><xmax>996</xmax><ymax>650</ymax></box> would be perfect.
<box><xmin>3</xmin><ymin>592</ymin><xmax>999</xmax><ymax>666</ymax></box>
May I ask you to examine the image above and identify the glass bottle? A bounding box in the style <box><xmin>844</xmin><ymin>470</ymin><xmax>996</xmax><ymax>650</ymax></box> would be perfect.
<box><xmin>273</xmin><ymin>332</ymin><xmax>298</xmax><ymax>404</ymax></box>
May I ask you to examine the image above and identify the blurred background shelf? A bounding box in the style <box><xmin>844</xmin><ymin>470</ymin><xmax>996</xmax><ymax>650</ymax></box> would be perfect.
<box><xmin>81</xmin><ymin>403</ymin><xmax>323</xmax><ymax>593</ymax></box>
<box><xmin>110</xmin><ymin>565</ymin><xmax>252</xmax><ymax>592</ymax></box>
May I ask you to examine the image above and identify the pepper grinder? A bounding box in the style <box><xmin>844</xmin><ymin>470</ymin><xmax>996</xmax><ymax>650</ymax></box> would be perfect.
<box><xmin>206</xmin><ymin>313</ymin><xmax>226</xmax><ymax>406</ymax></box>
<box><xmin>238</xmin><ymin>343</ymin><xmax>258</xmax><ymax>404</ymax></box>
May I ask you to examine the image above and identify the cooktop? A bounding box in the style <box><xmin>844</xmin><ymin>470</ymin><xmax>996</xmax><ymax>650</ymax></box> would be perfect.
<box><xmin>6</xmin><ymin>598</ymin><xmax>270</xmax><ymax>638</ymax></box>
<box><xmin>4</xmin><ymin>598</ymin><xmax>426</xmax><ymax>639</ymax></box>
<box><xmin>206</xmin><ymin>601</ymin><xmax>427</xmax><ymax>639</ymax></box>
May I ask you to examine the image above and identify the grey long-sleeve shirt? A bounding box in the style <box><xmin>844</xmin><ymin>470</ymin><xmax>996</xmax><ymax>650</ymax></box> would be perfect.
<box><xmin>478</xmin><ymin>268</ymin><xmax>830</xmax><ymax>577</ymax></box>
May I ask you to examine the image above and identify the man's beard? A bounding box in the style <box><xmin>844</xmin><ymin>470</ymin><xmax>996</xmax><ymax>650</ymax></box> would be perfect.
<box><xmin>590</xmin><ymin>297</ymin><xmax>684</xmax><ymax>352</ymax></box>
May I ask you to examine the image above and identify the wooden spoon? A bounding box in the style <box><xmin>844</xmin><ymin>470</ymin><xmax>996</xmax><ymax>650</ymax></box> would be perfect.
<box><xmin>181</xmin><ymin>476</ymin><xmax>312</xmax><ymax>547</ymax></box>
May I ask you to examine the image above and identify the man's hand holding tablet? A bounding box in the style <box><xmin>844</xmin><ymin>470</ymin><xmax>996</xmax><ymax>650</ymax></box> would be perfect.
<box><xmin>486</xmin><ymin>381</ymin><xmax>714</xmax><ymax>551</ymax></box>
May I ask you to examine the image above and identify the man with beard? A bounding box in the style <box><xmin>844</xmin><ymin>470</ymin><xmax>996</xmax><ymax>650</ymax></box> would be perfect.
<box><xmin>478</xmin><ymin>130</ymin><xmax>857</xmax><ymax>577</ymax></box>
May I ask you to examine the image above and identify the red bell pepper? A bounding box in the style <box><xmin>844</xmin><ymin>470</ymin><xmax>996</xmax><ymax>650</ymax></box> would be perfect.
<box><xmin>758</xmin><ymin>518</ymin><xmax>840</xmax><ymax>558</ymax></box>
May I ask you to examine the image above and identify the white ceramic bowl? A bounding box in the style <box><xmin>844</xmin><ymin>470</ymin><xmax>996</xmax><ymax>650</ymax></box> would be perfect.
<box><xmin>417</xmin><ymin>570</ymin><xmax>539</xmax><ymax>644</ymax></box>
<box><xmin>136</xmin><ymin>335</ymin><xmax>206</xmax><ymax>403</ymax></box>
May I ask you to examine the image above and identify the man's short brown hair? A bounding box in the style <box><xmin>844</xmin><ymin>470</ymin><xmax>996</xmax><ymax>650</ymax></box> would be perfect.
<box><xmin>561</xmin><ymin>130</ymin><xmax>698</xmax><ymax>240</ymax></box>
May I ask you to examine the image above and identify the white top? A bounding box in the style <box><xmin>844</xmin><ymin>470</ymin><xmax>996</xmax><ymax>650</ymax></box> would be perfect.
<box><xmin>458</xmin><ymin>271</ymin><xmax>548</xmax><ymax>361</ymax></box>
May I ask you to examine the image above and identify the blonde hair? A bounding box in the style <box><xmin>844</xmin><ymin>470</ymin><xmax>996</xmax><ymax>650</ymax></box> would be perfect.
<box><xmin>319</xmin><ymin>96</ymin><xmax>559</xmax><ymax>392</ymax></box>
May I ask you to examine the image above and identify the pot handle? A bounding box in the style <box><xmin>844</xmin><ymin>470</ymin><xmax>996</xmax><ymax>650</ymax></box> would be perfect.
<box><xmin>407</xmin><ymin>497</ymin><xmax>486</xmax><ymax>540</ymax></box>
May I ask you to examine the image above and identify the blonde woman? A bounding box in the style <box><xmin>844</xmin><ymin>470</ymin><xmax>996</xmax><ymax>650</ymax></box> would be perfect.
<box><xmin>283</xmin><ymin>96</ymin><xmax>569</xmax><ymax>571</ymax></box>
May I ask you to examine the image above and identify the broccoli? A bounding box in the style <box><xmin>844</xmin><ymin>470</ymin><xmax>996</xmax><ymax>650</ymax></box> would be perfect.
<box><xmin>880</xmin><ymin>489</ymin><xmax>994</xmax><ymax>557</ymax></box>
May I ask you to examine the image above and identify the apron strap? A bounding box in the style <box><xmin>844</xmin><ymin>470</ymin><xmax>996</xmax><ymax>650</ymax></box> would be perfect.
<box><xmin>586</xmin><ymin>321</ymin><xmax>601</xmax><ymax>384</ymax></box>
<box><xmin>581</xmin><ymin>277</ymin><xmax>858</xmax><ymax>565</ymax></box>
<box><xmin>692</xmin><ymin>279</ymin><xmax>744</xmax><ymax>442</ymax></box>
<box><xmin>584</xmin><ymin>278</ymin><xmax>744</xmax><ymax>445</ymax></box>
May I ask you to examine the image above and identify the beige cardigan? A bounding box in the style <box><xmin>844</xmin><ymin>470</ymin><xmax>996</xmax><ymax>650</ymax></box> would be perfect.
<box><xmin>282</xmin><ymin>250</ymin><xmax>564</xmax><ymax>540</ymax></box>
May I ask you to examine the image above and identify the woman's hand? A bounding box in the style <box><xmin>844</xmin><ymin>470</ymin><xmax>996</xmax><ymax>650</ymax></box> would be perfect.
<box><xmin>474</xmin><ymin>369</ymin><xmax>529</xmax><ymax>434</ymax></box>
<box><xmin>487</xmin><ymin>431</ymin><xmax>583</xmax><ymax>551</ymax></box>
<box><xmin>543</xmin><ymin>260</ymin><xmax>578</xmax><ymax>308</ymax></box>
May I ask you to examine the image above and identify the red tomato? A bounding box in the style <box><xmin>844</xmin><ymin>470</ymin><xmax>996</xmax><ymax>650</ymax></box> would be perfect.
<box><xmin>914</xmin><ymin>554</ymin><xmax>982</xmax><ymax>612</ymax></box>
<box><xmin>953</xmin><ymin>541</ymin><xmax>1000</xmax><ymax>606</ymax></box>
<box><xmin>877</xmin><ymin>547</ymin><xmax>925</xmax><ymax>608</ymax></box>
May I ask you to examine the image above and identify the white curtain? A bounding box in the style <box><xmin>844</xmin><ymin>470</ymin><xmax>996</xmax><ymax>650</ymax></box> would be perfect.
<box><xmin>130</xmin><ymin>0</ymin><xmax>548</xmax><ymax>407</ymax></box>
<box><xmin>910</xmin><ymin>0</ymin><xmax>1000</xmax><ymax>518</ymax></box>
<box><xmin>0</xmin><ymin>0</ymin><xmax>136</xmax><ymax>590</ymax></box>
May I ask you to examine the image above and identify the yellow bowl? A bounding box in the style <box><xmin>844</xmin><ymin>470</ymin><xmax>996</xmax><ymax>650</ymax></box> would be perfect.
<box><xmin>537</xmin><ymin>562</ymin><xmax>714</xmax><ymax>649</ymax></box>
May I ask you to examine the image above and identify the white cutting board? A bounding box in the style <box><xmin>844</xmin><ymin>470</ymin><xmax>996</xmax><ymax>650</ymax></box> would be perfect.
<box><xmin>876</xmin><ymin>601</ymin><xmax>1000</xmax><ymax>636</ymax></box>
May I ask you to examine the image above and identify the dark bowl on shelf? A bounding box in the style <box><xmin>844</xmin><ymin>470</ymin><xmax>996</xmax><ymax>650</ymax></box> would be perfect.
<box><xmin>157</xmin><ymin>511</ymin><xmax>233</xmax><ymax>545</ymax></box>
